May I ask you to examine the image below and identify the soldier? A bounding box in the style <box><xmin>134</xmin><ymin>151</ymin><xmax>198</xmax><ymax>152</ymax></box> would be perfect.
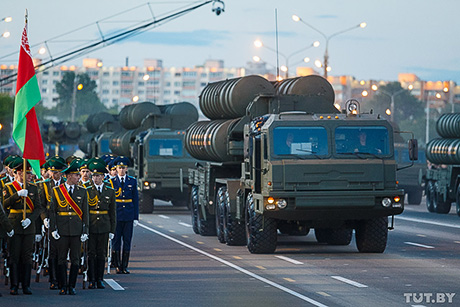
<box><xmin>110</xmin><ymin>156</ymin><xmax>138</xmax><ymax>274</ymax></box>
<box><xmin>1</xmin><ymin>155</ymin><xmax>18</xmax><ymax>200</ymax></box>
<box><xmin>0</xmin><ymin>160</ymin><xmax>14</xmax><ymax>298</ymax></box>
<box><xmin>87</xmin><ymin>160</ymin><xmax>116</xmax><ymax>289</ymax></box>
<box><xmin>36</xmin><ymin>157</ymin><xmax>67</xmax><ymax>290</ymax></box>
<box><xmin>79</xmin><ymin>159</ymin><xmax>92</xmax><ymax>188</ymax></box>
<box><xmin>49</xmin><ymin>159</ymin><xmax>89</xmax><ymax>295</ymax></box>
<box><xmin>106</xmin><ymin>158</ymin><xmax>117</xmax><ymax>181</ymax></box>
<box><xmin>3</xmin><ymin>157</ymin><xmax>44</xmax><ymax>295</ymax></box>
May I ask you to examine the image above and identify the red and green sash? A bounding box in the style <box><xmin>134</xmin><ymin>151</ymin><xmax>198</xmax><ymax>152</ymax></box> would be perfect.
<box><xmin>12</xmin><ymin>181</ymin><xmax>34</xmax><ymax>211</ymax></box>
<box><xmin>57</xmin><ymin>184</ymin><xmax>82</xmax><ymax>220</ymax></box>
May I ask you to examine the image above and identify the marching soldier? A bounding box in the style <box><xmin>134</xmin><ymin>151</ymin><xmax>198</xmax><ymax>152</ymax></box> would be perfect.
<box><xmin>110</xmin><ymin>156</ymin><xmax>138</xmax><ymax>274</ymax></box>
<box><xmin>1</xmin><ymin>155</ymin><xmax>18</xmax><ymax>201</ymax></box>
<box><xmin>79</xmin><ymin>159</ymin><xmax>92</xmax><ymax>188</ymax></box>
<box><xmin>87</xmin><ymin>160</ymin><xmax>116</xmax><ymax>289</ymax></box>
<box><xmin>36</xmin><ymin>157</ymin><xmax>67</xmax><ymax>290</ymax></box>
<box><xmin>0</xmin><ymin>160</ymin><xmax>14</xmax><ymax>298</ymax></box>
<box><xmin>3</xmin><ymin>157</ymin><xmax>44</xmax><ymax>295</ymax></box>
<box><xmin>49</xmin><ymin>159</ymin><xmax>89</xmax><ymax>295</ymax></box>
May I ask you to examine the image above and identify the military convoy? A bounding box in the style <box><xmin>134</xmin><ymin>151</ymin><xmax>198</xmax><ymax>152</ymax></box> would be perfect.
<box><xmin>424</xmin><ymin>113</ymin><xmax>460</xmax><ymax>216</ymax></box>
<box><xmin>79</xmin><ymin>101</ymin><xmax>200</xmax><ymax>213</ymax></box>
<box><xmin>186</xmin><ymin>75</ymin><xmax>414</xmax><ymax>254</ymax></box>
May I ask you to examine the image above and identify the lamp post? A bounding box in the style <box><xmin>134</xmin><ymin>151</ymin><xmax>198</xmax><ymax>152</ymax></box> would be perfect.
<box><xmin>292</xmin><ymin>14</ymin><xmax>366</xmax><ymax>78</ymax></box>
<box><xmin>426</xmin><ymin>93</ymin><xmax>442</xmax><ymax>144</ymax></box>
<box><xmin>71</xmin><ymin>79</ymin><xmax>83</xmax><ymax>122</ymax></box>
<box><xmin>372</xmin><ymin>87</ymin><xmax>405</xmax><ymax>122</ymax></box>
<box><xmin>1</xmin><ymin>16</ymin><xmax>12</xmax><ymax>39</ymax></box>
<box><xmin>254</xmin><ymin>39</ymin><xmax>319</xmax><ymax>78</ymax></box>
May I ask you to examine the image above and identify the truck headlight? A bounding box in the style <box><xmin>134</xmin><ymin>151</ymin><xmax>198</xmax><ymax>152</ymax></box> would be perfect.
<box><xmin>277</xmin><ymin>199</ymin><xmax>287</xmax><ymax>209</ymax></box>
<box><xmin>150</xmin><ymin>182</ymin><xmax>157</xmax><ymax>189</ymax></box>
<box><xmin>382</xmin><ymin>197</ymin><xmax>392</xmax><ymax>207</ymax></box>
<box><xmin>265</xmin><ymin>203</ymin><xmax>276</xmax><ymax>210</ymax></box>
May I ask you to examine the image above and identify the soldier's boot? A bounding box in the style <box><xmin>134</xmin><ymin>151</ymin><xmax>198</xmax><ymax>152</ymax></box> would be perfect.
<box><xmin>22</xmin><ymin>263</ymin><xmax>33</xmax><ymax>294</ymax></box>
<box><xmin>121</xmin><ymin>251</ymin><xmax>130</xmax><ymax>274</ymax></box>
<box><xmin>88</xmin><ymin>257</ymin><xmax>96</xmax><ymax>289</ymax></box>
<box><xmin>57</xmin><ymin>264</ymin><xmax>67</xmax><ymax>295</ymax></box>
<box><xmin>68</xmin><ymin>264</ymin><xmax>79</xmax><ymax>295</ymax></box>
<box><xmin>96</xmin><ymin>258</ymin><xmax>106</xmax><ymax>289</ymax></box>
<box><xmin>49</xmin><ymin>258</ymin><xmax>58</xmax><ymax>290</ymax></box>
<box><xmin>9</xmin><ymin>263</ymin><xmax>19</xmax><ymax>295</ymax></box>
<box><xmin>113</xmin><ymin>251</ymin><xmax>122</xmax><ymax>274</ymax></box>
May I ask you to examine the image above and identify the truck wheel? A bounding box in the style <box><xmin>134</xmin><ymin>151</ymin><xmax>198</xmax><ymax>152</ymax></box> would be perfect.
<box><xmin>408</xmin><ymin>190</ymin><xmax>423</xmax><ymax>205</ymax></box>
<box><xmin>456</xmin><ymin>183</ymin><xmax>460</xmax><ymax>217</ymax></box>
<box><xmin>215</xmin><ymin>187</ymin><xmax>226</xmax><ymax>243</ymax></box>
<box><xmin>190</xmin><ymin>185</ymin><xmax>199</xmax><ymax>234</ymax></box>
<box><xmin>434</xmin><ymin>182</ymin><xmax>451</xmax><ymax>214</ymax></box>
<box><xmin>245</xmin><ymin>193</ymin><xmax>277</xmax><ymax>254</ymax></box>
<box><xmin>223</xmin><ymin>188</ymin><xmax>246</xmax><ymax>246</ymax></box>
<box><xmin>314</xmin><ymin>229</ymin><xmax>330</xmax><ymax>243</ymax></box>
<box><xmin>198</xmin><ymin>201</ymin><xmax>217</xmax><ymax>237</ymax></box>
<box><xmin>426</xmin><ymin>181</ymin><xmax>435</xmax><ymax>212</ymax></box>
<box><xmin>326</xmin><ymin>228</ymin><xmax>353</xmax><ymax>245</ymax></box>
<box><xmin>355</xmin><ymin>217</ymin><xmax>388</xmax><ymax>253</ymax></box>
<box><xmin>139</xmin><ymin>191</ymin><xmax>154</xmax><ymax>213</ymax></box>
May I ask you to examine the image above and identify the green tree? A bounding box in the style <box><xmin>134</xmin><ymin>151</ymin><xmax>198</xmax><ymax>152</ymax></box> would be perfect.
<box><xmin>362</xmin><ymin>82</ymin><xmax>426</xmax><ymax>144</ymax></box>
<box><xmin>0</xmin><ymin>93</ymin><xmax>14</xmax><ymax>145</ymax></box>
<box><xmin>55</xmin><ymin>71</ymin><xmax>107</xmax><ymax>122</ymax></box>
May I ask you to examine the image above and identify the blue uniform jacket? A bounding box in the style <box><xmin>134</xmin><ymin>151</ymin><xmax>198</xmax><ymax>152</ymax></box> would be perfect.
<box><xmin>110</xmin><ymin>175</ymin><xmax>139</xmax><ymax>222</ymax></box>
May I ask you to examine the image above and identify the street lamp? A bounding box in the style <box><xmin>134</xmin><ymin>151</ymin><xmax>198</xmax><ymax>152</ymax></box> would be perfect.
<box><xmin>71</xmin><ymin>81</ymin><xmax>83</xmax><ymax>122</ymax></box>
<box><xmin>371</xmin><ymin>86</ymin><xmax>405</xmax><ymax>122</ymax></box>
<box><xmin>1</xmin><ymin>16</ymin><xmax>12</xmax><ymax>39</ymax></box>
<box><xmin>425</xmin><ymin>92</ymin><xmax>443</xmax><ymax>144</ymax></box>
<box><xmin>292</xmin><ymin>14</ymin><xmax>366</xmax><ymax>78</ymax></box>
<box><xmin>254</xmin><ymin>39</ymin><xmax>319</xmax><ymax>78</ymax></box>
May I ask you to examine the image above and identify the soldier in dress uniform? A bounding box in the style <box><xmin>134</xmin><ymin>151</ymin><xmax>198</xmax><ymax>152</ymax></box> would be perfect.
<box><xmin>109</xmin><ymin>156</ymin><xmax>138</xmax><ymax>274</ymax></box>
<box><xmin>3</xmin><ymin>157</ymin><xmax>44</xmax><ymax>295</ymax></box>
<box><xmin>49</xmin><ymin>159</ymin><xmax>89</xmax><ymax>295</ymax></box>
<box><xmin>0</xmin><ymin>160</ymin><xmax>14</xmax><ymax>297</ymax></box>
<box><xmin>36</xmin><ymin>156</ymin><xmax>67</xmax><ymax>290</ymax></box>
<box><xmin>79</xmin><ymin>159</ymin><xmax>91</xmax><ymax>188</ymax></box>
<box><xmin>86</xmin><ymin>160</ymin><xmax>116</xmax><ymax>289</ymax></box>
<box><xmin>1</xmin><ymin>155</ymin><xmax>18</xmax><ymax>200</ymax></box>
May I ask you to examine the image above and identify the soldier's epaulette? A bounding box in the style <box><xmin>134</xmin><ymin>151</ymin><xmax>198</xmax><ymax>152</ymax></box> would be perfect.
<box><xmin>103</xmin><ymin>183</ymin><xmax>115</xmax><ymax>190</ymax></box>
<box><xmin>35</xmin><ymin>178</ymin><xmax>51</xmax><ymax>184</ymax></box>
<box><xmin>4</xmin><ymin>181</ymin><xmax>13</xmax><ymax>187</ymax></box>
<box><xmin>127</xmin><ymin>175</ymin><xmax>136</xmax><ymax>180</ymax></box>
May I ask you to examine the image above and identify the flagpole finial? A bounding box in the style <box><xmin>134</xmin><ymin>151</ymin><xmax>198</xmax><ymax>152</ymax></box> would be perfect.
<box><xmin>25</xmin><ymin>9</ymin><xmax>28</xmax><ymax>24</ymax></box>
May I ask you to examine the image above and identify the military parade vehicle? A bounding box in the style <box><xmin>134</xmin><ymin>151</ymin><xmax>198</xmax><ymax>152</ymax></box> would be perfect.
<box><xmin>80</xmin><ymin>102</ymin><xmax>201</xmax><ymax>213</ymax></box>
<box><xmin>424</xmin><ymin>113</ymin><xmax>460</xmax><ymax>216</ymax></box>
<box><xmin>186</xmin><ymin>75</ymin><xmax>416</xmax><ymax>254</ymax></box>
<box><xmin>395</xmin><ymin>143</ymin><xmax>426</xmax><ymax>205</ymax></box>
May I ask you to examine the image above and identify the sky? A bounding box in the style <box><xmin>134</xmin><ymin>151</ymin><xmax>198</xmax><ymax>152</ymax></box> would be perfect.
<box><xmin>1</xmin><ymin>0</ymin><xmax>460</xmax><ymax>83</ymax></box>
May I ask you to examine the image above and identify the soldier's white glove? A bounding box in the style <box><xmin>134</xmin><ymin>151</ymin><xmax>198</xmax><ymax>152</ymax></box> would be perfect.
<box><xmin>52</xmin><ymin>230</ymin><xmax>60</xmax><ymax>240</ymax></box>
<box><xmin>7</xmin><ymin>230</ymin><xmax>14</xmax><ymax>237</ymax></box>
<box><xmin>109</xmin><ymin>233</ymin><xmax>115</xmax><ymax>240</ymax></box>
<box><xmin>43</xmin><ymin>218</ymin><xmax>50</xmax><ymax>229</ymax></box>
<box><xmin>35</xmin><ymin>234</ymin><xmax>42</xmax><ymax>242</ymax></box>
<box><xmin>21</xmin><ymin>218</ymin><xmax>31</xmax><ymax>229</ymax></box>
<box><xmin>133</xmin><ymin>220</ymin><xmax>139</xmax><ymax>227</ymax></box>
<box><xmin>80</xmin><ymin>234</ymin><xmax>88</xmax><ymax>242</ymax></box>
<box><xmin>18</xmin><ymin>189</ymin><xmax>28</xmax><ymax>197</ymax></box>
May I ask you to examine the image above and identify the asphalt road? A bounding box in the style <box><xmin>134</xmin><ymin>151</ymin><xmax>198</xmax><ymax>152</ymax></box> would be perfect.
<box><xmin>1</xmin><ymin>199</ymin><xmax>459</xmax><ymax>307</ymax></box>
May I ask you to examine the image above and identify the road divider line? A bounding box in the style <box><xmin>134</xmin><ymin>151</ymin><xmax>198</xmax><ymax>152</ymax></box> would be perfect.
<box><xmin>179</xmin><ymin>222</ymin><xmax>192</xmax><ymax>227</ymax></box>
<box><xmin>404</xmin><ymin>242</ymin><xmax>435</xmax><ymax>249</ymax></box>
<box><xmin>397</xmin><ymin>216</ymin><xmax>460</xmax><ymax>229</ymax></box>
<box><xmin>138</xmin><ymin>223</ymin><xmax>328</xmax><ymax>307</ymax></box>
<box><xmin>275</xmin><ymin>255</ymin><xmax>304</xmax><ymax>265</ymax></box>
<box><xmin>331</xmin><ymin>276</ymin><xmax>368</xmax><ymax>288</ymax></box>
<box><xmin>158</xmin><ymin>215</ymin><xmax>170</xmax><ymax>219</ymax></box>
<box><xmin>105</xmin><ymin>279</ymin><xmax>125</xmax><ymax>290</ymax></box>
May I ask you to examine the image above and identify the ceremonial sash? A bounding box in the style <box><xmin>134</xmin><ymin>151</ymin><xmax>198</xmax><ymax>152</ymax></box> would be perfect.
<box><xmin>12</xmin><ymin>181</ymin><xmax>34</xmax><ymax>211</ymax></box>
<box><xmin>43</xmin><ymin>181</ymin><xmax>51</xmax><ymax>202</ymax></box>
<box><xmin>56</xmin><ymin>185</ymin><xmax>83</xmax><ymax>220</ymax></box>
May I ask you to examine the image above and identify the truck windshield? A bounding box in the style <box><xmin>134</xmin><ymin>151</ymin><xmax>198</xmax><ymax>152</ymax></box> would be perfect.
<box><xmin>273</xmin><ymin>126</ymin><xmax>328</xmax><ymax>156</ymax></box>
<box><xmin>335</xmin><ymin>126</ymin><xmax>390</xmax><ymax>155</ymax></box>
<box><xmin>148</xmin><ymin>139</ymin><xmax>183</xmax><ymax>157</ymax></box>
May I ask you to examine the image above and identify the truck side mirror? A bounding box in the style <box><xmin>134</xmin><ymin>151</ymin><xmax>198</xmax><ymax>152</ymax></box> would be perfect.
<box><xmin>408</xmin><ymin>139</ymin><xmax>418</xmax><ymax>161</ymax></box>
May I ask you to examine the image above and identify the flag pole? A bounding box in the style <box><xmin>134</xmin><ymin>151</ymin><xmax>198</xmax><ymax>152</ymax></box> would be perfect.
<box><xmin>23</xmin><ymin>158</ymin><xmax>27</xmax><ymax>220</ymax></box>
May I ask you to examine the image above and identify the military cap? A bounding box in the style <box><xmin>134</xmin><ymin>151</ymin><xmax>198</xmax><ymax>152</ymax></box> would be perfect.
<box><xmin>107</xmin><ymin>158</ymin><xmax>116</xmax><ymax>170</ymax></box>
<box><xmin>65</xmin><ymin>155</ymin><xmax>78</xmax><ymax>165</ymax></box>
<box><xmin>10</xmin><ymin>157</ymin><xmax>32</xmax><ymax>172</ymax></box>
<box><xmin>101</xmin><ymin>154</ymin><xmax>115</xmax><ymax>163</ymax></box>
<box><xmin>3</xmin><ymin>155</ymin><xmax>18</xmax><ymax>168</ymax></box>
<box><xmin>48</xmin><ymin>158</ymin><xmax>67</xmax><ymax>171</ymax></box>
<box><xmin>88</xmin><ymin>160</ymin><xmax>108</xmax><ymax>175</ymax></box>
<box><xmin>49</xmin><ymin>156</ymin><xmax>66</xmax><ymax>165</ymax></box>
<box><xmin>88</xmin><ymin>157</ymin><xmax>107</xmax><ymax>167</ymax></box>
<box><xmin>113</xmin><ymin>156</ymin><xmax>130</xmax><ymax>167</ymax></box>
<box><xmin>62</xmin><ymin>159</ymin><xmax>81</xmax><ymax>174</ymax></box>
<box><xmin>79</xmin><ymin>158</ymin><xmax>90</xmax><ymax>171</ymax></box>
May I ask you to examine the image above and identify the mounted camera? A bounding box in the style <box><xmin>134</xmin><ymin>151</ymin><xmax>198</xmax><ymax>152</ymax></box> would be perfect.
<box><xmin>212</xmin><ymin>0</ymin><xmax>225</xmax><ymax>16</ymax></box>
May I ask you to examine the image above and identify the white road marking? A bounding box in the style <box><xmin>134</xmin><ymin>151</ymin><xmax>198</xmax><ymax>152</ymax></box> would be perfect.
<box><xmin>105</xmin><ymin>279</ymin><xmax>125</xmax><ymax>290</ymax></box>
<box><xmin>275</xmin><ymin>255</ymin><xmax>304</xmax><ymax>265</ymax></box>
<box><xmin>179</xmin><ymin>222</ymin><xmax>192</xmax><ymax>227</ymax></box>
<box><xmin>138</xmin><ymin>223</ymin><xmax>328</xmax><ymax>307</ymax></box>
<box><xmin>158</xmin><ymin>215</ymin><xmax>170</xmax><ymax>219</ymax></box>
<box><xmin>397</xmin><ymin>216</ymin><xmax>460</xmax><ymax>229</ymax></box>
<box><xmin>331</xmin><ymin>276</ymin><xmax>368</xmax><ymax>288</ymax></box>
<box><xmin>404</xmin><ymin>242</ymin><xmax>435</xmax><ymax>249</ymax></box>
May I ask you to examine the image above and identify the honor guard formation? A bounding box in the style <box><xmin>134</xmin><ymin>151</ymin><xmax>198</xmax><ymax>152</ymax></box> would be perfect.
<box><xmin>0</xmin><ymin>153</ymin><xmax>138</xmax><ymax>296</ymax></box>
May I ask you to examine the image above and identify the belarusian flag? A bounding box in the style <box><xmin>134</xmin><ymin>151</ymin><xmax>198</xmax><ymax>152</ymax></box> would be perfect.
<box><xmin>13</xmin><ymin>16</ymin><xmax>45</xmax><ymax>177</ymax></box>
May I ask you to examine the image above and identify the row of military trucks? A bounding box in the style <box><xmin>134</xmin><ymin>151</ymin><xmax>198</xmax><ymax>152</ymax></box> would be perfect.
<box><xmin>185</xmin><ymin>75</ymin><xmax>417</xmax><ymax>254</ymax></box>
<box><xmin>423</xmin><ymin>113</ymin><xmax>460</xmax><ymax>216</ymax></box>
<box><xmin>79</xmin><ymin>101</ymin><xmax>201</xmax><ymax>213</ymax></box>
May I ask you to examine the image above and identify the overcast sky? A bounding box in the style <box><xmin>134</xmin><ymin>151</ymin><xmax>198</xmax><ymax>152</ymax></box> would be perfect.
<box><xmin>1</xmin><ymin>0</ymin><xmax>459</xmax><ymax>83</ymax></box>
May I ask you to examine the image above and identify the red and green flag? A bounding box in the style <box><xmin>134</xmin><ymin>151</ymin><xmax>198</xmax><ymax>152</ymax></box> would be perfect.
<box><xmin>13</xmin><ymin>16</ymin><xmax>45</xmax><ymax>177</ymax></box>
